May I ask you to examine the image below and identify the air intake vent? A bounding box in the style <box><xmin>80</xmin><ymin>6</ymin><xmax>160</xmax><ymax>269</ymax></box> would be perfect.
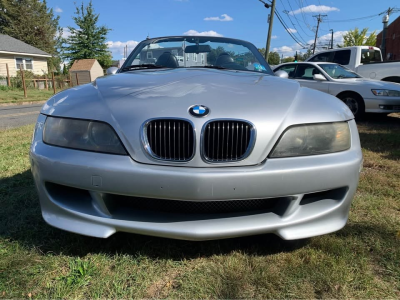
<box><xmin>203</xmin><ymin>120</ymin><xmax>255</xmax><ymax>162</ymax></box>
<box><xmin>144</xmin><ymin>119</ymin><xmax>195</xmax><ymax>161</ymax></box>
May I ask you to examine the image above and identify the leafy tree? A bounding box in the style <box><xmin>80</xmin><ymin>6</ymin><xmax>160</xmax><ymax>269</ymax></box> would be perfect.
<box><xmin>298</xmin><ymin>49</ymin><xmax>313</xmax><ymax>61</ymax></box>
<box><xmin>0</xmin><ymin>0</ymin><xmax>62</xmax><ymax>73</ymax></box>
<box><xmin>63</xmin><ymin>1</ymin><xmax>111</xmax><ymax>68</ymax></box>
<box><xmin>267</xmin><ymin>52</ymin><xmax>280</xmax><ymax>65</ymax></box>
<box><xmin>341</xmin><ymin>27</ymin><xmax>377</xmax><ymax>47</ymax></box>
<box><xmin>282</xmin><ymin>57</ymin><xmax>295</xmax><ymax>63</ymax></box>
<box><xmin>207</xmin><ymin>46</ymin><xmax>229</xmax><ymax>65</ymax></box>
<box><xmin>62</xmin><ymin>63</ymin><xmax>68</xmax><ymax>75</ymax></box>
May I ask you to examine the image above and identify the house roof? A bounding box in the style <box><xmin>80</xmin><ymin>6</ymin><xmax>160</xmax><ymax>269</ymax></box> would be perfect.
<box><xmin>69</xmin><ymin>59</ymin><xmax>98</xmax><ymax>71</ymax></box>
<box><xmin>0</xmin><ymin>34</ymin><xmax>51</xmax><ymax>57</ymax></box>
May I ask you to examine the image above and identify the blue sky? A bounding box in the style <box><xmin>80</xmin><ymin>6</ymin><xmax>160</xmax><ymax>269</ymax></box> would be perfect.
<box><xmin>47</xmin><ymin>0</ymin><xmax>400</xmax><ymax>59</ymax></box>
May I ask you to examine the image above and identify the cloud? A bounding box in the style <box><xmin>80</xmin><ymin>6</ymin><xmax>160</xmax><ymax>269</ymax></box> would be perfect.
<box><xmin>61</xmin><ymin>27</ymin><xmax>71</xmax><ymax>39</ymax></box>
<box><xmin>106</xmin><ymin>40</ymin><xmax>140</xmax><ymax>58</ymax></box>
<box><xmin>273</xmin><ymin>46</ymin><xmax>294</xmax><ymax>53</ymax></box>
<box><xmin>272</xmin><ymin>35</ymin><xmax>278</xmax><ymax>39</ymax></box>
<box><xmin>307</xmin><ymin>31</ymin><xmax>348</xmax><ymax>48</ymax></box>
<box><xmin>183</xmin><ymin>30</ymin><xmax>223</xmax><ymax>37</ymax></box>
<box><xmin>287</xmin><ymin>28</ymin><xmax>297</xmax><ymax>34</ymax></box>
<box><xmin>204</xmin><ymin>14</ymin><xmax>233</xmax><ymax>22</ymax></box>
<box><xmin>289</xmin><ymin>5</ymin><xmax>339</xmax><ymax>15</ymax></box>
<box><xmin>54</xmin><ymin>6</ymin><xmax>63</xmax><ymax>13</ymax></box>
<box><xmin>271</xmin><ymin>31</ymin><xmax>348</xmax><ymax>57</ymax></box>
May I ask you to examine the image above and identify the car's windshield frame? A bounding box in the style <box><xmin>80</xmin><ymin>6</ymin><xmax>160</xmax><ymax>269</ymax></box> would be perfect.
<box><xmin>318</xmin><ymin>63</ymin><xmax>361</xmax><ymax>79</ymax></box>
<box><xmin>120</xmin><ymin>36</ymin><xmax>274</xmax><ymax>75</ymax></box>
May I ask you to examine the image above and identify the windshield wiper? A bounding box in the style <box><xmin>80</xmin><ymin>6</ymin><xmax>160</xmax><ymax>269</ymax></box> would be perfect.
<box><xmin>120</xmin><ymin>64</ymin><xmax>168</xmax><ymax>72</ymax></box>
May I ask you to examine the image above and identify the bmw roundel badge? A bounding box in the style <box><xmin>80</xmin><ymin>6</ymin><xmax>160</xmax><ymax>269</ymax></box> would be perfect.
<box><xmin>189</xmin><ymin>105</ymin><xmax>210</xmax><ymax>118</ymax></box>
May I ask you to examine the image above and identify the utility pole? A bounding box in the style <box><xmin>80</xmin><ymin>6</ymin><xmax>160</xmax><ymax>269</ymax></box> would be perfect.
<box><xmin>329</xmin><ymin>29</ymin><xmax>334</xmax><ymax>49</ymax></box>
<box><xmin>265</xmin><ymin>0</ymin><xmax>276</xmax><ymax>61</ymax></box>
<box><xmin>381</xmin><ymin>7</ymin><xmax>394</xmax><ymax>61</ymax></box>
<box><xmin>312</xmin><ymin>14</ymin><xmax>327</xmax><ymax>54</ymax></box>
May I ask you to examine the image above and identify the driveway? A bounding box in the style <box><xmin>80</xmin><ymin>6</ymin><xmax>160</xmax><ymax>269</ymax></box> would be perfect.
<box><xmin>0</xmin><ymin>103</ymin><xmax>42</xmax><ymax>129</ymax></box>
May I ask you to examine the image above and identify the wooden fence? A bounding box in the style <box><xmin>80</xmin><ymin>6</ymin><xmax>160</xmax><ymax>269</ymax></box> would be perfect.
<box><xmin>0</xmin><ymin>63</ymin><xmax>80</xmax><ymax>98</ymax></box>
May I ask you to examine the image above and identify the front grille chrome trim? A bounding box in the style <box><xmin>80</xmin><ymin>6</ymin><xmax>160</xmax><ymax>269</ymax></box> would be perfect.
<box><xmin>141</xmin><ymin>117</ymin><xmax>196</xmax><ymax>163</ymax></box>
<box><xmin>200</xmin><ymin>119</ymin><xmax>256</xmax><ymax>163</ymax></box>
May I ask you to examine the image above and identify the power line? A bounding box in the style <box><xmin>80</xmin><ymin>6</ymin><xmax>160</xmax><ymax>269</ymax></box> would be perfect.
<box><xmin>274</xmin><ymin>10</ymin><xmax>307</xmax><ymax>48</ymax></box>
<box><xmin>326</xmin><ymin>9</ymin><xmax>391</xmax><ymax>23</ymax></box>
<box><xmin>281</xmin><ymin>0</ymin><xmax>314</xmax><ymax>38</ymax></box>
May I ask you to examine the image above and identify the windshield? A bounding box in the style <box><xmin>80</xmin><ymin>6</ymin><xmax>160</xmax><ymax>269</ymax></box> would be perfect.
<box><xmin>121</xmin><ymin>36</ymin><xmax>273</xmax><ymax>75</ymax></box>
<box><xmin>319</xmin><ymin>64</ymin><xmax>361</xmax><ymax>79</ymax></box>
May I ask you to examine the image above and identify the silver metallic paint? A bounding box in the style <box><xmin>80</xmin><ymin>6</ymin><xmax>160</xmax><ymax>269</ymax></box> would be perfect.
<box><xmin>31</xmin><ymin>66</ymin><xmax>362</xmax><ymax>240</ymax></box>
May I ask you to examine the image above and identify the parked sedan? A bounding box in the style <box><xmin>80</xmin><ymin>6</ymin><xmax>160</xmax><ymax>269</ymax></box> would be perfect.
<box><xmin>273</xmin><ymin>62</ymin><xmax>400</xmax><ymax>118</ymax></box>
<box><xmin>30</xmin><ymin>36</ymin><xmax>362</xmax><ymax>241</ymax></box>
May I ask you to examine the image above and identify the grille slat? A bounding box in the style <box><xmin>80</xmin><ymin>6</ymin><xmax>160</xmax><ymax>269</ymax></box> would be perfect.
<box><xmin>146</xmin><ymin>119</ymin><xmax>194</xmax><ymax>161</ymax></box>
<box><xmin>203</xmin><ymin>120</ymin><xmax>254</xmax><ymax>162</ymax></box>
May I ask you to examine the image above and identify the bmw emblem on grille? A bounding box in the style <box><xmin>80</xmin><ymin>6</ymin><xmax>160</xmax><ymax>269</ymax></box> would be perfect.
<box><xmin>189</xmin><ymin>105</ymin><xmax>210</xmax><ymax>118</ymax></box>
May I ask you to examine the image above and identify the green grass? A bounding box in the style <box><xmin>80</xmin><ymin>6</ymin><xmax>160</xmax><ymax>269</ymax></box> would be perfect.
<box><xmin>0</xmin><ymin>116</ymin><xmax>399</xmax><ymax>298</ymax></box>
<box><xmin>0</xmin><ymin>89</ymin><xmax>62</xmax><ymax>104</ymax></box>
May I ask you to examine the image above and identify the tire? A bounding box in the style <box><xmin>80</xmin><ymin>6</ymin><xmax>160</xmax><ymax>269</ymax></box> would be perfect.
<box><xmin>338</xmin><ymin>92</ymin><xmax>365</xmax><ymax>119</ymax></box>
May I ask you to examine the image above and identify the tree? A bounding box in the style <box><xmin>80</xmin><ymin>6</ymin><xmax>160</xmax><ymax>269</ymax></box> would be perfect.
<box><xmin>63</xmin><ymin>1</ymin><xmax>111</xmax><ymax>68</ymax></box>
<box><xmin>62</xmin><ymin>63</ymin><xmax>68</xmax><ymax>75</ymax></box>
<box><xmin>282</xmin><ymin>57</ymin><xmax>295</xmax><ymax>63</ymax></box>
<box><xmin>298</xmin><ymin>49</ymin><xmax>313</xmax><ymax>61</ymax></box>
<box><xmin>267</xmin><ymin>52</ymin><xmax>280</xmax><ymax>65</ymax></box>
<box><xmin>0</xmin><ymin>0</ymin><xmax>62</xmax><ymax>73</ymax></box>
<box><xmin>341</xmin><ymin>27</ymin><xmax>377</xmax><ymax>47</ymax></box>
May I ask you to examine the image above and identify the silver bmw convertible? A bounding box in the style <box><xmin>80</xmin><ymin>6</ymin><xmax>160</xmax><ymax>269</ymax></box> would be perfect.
<box><xmin>30</xmin><ymin>36</ymin><xmax>363</xmax><ymax>241</ymax></box>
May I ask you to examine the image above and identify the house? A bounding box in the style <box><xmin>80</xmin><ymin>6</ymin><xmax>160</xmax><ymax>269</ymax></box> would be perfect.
<box><xmin>376</xmin><ymin>15</ymin><xmax>400</xmax><ymax>61</ymax></box>
<box><xmin>69</xmin><ymin>59</ymin><xmax>104</xmax><ymax>85</ymax></box>
<box><xmin>0</xmin><ymin>34</ymin><xmax>51</xmax><ymax>77</ymax></box>
<box><xmin>140</xmin><ymin>46</ymin><xmax>207</xmax><ymax>67</ymax></box>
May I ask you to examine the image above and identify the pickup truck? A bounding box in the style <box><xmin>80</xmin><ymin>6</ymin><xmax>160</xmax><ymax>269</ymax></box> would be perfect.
<box><xmin>306</xmin><ymin>46</ymin><xmax>400</xmax><ymax>83</ymax></box>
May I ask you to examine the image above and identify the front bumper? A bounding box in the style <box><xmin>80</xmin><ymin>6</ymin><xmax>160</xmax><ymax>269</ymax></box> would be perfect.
<box><xmin>30</xmin><ymin>117</ymin><xmax>363</xmax><ymax>241</ymax></box>
<box><xmin>364</xmin><ymin>97</ymin><xmax>400</xmax><ymax>113</ymax></box>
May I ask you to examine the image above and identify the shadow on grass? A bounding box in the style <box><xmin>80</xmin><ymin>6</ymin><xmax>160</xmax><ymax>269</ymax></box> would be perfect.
<box><xmin>0</xmin><ymin>170</ymin><xmax>312</xmax><ymax>260</ymax></box>
<box><xmin>1</xmin><ymin>169</ymin><xmax>398</xmax><ymax>262</ymax></box>
<box><xmin>357</xmin><ymin>114</ymin><xmax>400</xmax><ymax>161</ymax></box>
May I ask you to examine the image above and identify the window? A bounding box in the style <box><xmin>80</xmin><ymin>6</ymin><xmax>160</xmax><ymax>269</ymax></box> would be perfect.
<box><xmin>25</xmin><ymin>59</ymin><xmax>33</xmax><ymax>70</ymax></box>
<box><xmin>146</xmin><ymin>51</ymin><xmax>153</xmax><ymax>59</ymax></box>
<box><xmin>294</xmin><ymin>64</ymin><xmax>321</xmax><ymax>80</ymax></box>
<box><xmin>15</xmin><ymin>58</ymin><xmax>24</xmax><ymax>70</ymax></box>
<box><xmin>309</xmin><ymin>52</ymin><xmax>333</xmax><ymax>62</ymax></box>
<box><xmin>201</xmin><ymin>54</ymin><xmax>205</xmax><ymax>64</ymax></box>
<box><xmin>192</xmin><ymin>53</ymin><xmax>197</xmax><ymax>62</ymax></box>
<box><xmin>15</xmin><ymin>57</ymin><xmax>33</xmax><ymax>70</ymax></box>
<box><xmin>332</xmin><ymin>50</ymin><xmax>351</xmax><ymax>65</ymax></box>
<box><xmin>276</xmin><ymin>65</ymin><xmax>296</xmax><ymax>78</ymax></box>
<box><xmin>360</xmin><ymin>49</ymin><xmax>382</xmax><ymax>64</ymax></box>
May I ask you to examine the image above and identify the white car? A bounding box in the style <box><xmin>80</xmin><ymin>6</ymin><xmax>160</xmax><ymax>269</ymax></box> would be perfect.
<box><xmin>273</xmin><ymin>62</ymin><xmax>400</xmax><ymax>118</ymax></box>
<box><xmin>306</xmin><ymin>46</ymin><xmax>400</xmax><ymax>84</ymax></box>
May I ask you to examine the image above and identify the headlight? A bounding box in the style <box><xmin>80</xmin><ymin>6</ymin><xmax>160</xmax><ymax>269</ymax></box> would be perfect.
<box><xmin>43</xmin><ymin>116</ymin><xmax>127</xmax><ymax>155</ymax></box>
<box><xmin>371</xmin><ymin>89</ymin><xmax>400</xmax><ymax>97</ymax></box>
<box><xmin>269</xmin><ymin>122</ymin><xmax>350</xmax><ymax>158</ymax></box>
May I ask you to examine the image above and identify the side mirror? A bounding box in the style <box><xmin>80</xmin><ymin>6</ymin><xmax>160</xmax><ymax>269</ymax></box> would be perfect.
<box><xmin>313</xmin><ymin>74</ymin><xmax>327</xmax><ymax>81</ymax></box>
<box><xmin>106</xmin><ymin>67</ymin><xmax>119</xmax><ymax>75</ymax></box>
<box><xmin>275</xmin><ymin>70</ymin><xmax>289</xmax><ymax>79</ymax></box>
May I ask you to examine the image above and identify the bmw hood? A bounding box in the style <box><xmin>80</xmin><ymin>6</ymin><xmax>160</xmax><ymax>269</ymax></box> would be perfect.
<box><xmin>41</xmin><ymin>68</ymin><xmax>353</xmax><ymax>167</ymax></box>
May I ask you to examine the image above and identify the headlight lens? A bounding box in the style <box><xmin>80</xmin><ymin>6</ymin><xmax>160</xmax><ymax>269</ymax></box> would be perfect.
<box><xmin>269</xmin><ymin>122</ymin><xmax>350</xmax><ymax>158</ymax></box>
<box><xmin>371</xmin><ymin>89</ymin><xmax>400</xmax><ymax>97</ymax></box>
<box><xmin>43</xmin><ymin>116</ymin><xmax>127</xmax><ymax>155</ymax></box>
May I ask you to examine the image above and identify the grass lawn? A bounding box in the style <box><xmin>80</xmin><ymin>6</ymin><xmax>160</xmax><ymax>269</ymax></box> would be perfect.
<box><xmin>0</xmin><ymin>89</ymin><xmax>62</xmax><ymax>104</ymax></box>
<box><xmin>0</xmin><ymin>115</ymin><xmax>399</xmax><ymax>298</ymax></box>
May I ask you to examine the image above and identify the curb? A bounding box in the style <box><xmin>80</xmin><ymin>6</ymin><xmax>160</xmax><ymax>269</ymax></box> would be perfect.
<box><xmin>0</xmin><ymin>100</ymin><xmax>47</xmax><ymax>107</ymax></box>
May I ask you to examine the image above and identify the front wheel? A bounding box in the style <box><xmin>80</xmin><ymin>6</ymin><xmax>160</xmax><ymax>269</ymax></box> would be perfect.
<box><xmin>338</xmin><ymin>93</ymin><xmax>365</xmax><ymax>119</ymax></box>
